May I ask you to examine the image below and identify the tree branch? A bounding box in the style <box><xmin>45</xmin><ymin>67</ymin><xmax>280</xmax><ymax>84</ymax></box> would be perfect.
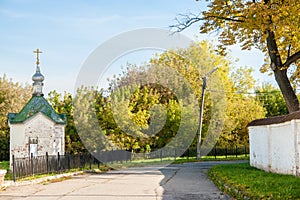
<box><xmin>287</xmin><ymin>44</ymin><xmax>291</xmax><ymax>57</ymax></box>
<box><xmin>205</xmin><ymin>15</ymin><xmax>245</xmax><ymax>23</ymax></box>
<box><xmin>170</xmin><ymin>14</ymin><xmax>204</xmax><ymax>32</ymax></box>
<box><xmin>170</xmin><ymin>13</ymin><xmax>245</xmax><ymax>32</ymax></box>
<box><xmin>284</xmin><ymin>51</ymin><xmax>300</xmax><ymax>67</ymax></box>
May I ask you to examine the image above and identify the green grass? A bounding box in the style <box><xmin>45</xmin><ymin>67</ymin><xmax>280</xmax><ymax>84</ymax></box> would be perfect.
<box><xmin>209</xmin><ymin>162</ymin><xmax>300</xmax><ymax>199</ymax></box>
<box><xmin>0</xmin><ymin>161</ymin><xmax>10</xmax><ymax>180</ymax></box>
<box><xmin>108</xmin><ymin>157</ymin><xmax>177</xmax><ymax>169</ymax></box>
<box><xmin>0</xmin><ymin>155</ymin><xmax>249</xmax><ymax>181</ymax></box>
<box><xmin>110</xmin><ymin>157</ymin><xmax>202</xmax><ymax>169</ymax></box>
<box><xmin>1</xmin><ymin>162</ymin><xmax>111</xmax><ymax>181</ymax></box>
<box><xmin>201</xmin><ymin>154</ymin><xmax>249</xmax><ymax>161</ymax></box>
<box><xmin>109</xmin><ymin>155</ymin><xmax>249</xmax><ymax>169</ymax></box>
<box><xmin>17</xmin><ymin>171</ymin><xmax>84</xmax><ymax>182</ymax></box>
<box><xmin>0</xmin><ymin>161</ymin><xmax>9</xmax><ymax>170</ymax></box>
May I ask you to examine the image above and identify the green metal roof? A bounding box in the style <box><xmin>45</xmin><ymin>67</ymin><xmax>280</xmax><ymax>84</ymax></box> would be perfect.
<box><xmin>8</xmin><ymin>96</ymin><xmax>66</xmax><ymax>124</ymax></box>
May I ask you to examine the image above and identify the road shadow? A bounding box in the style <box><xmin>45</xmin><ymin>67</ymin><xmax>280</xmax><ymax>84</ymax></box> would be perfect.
<box><xmin>157</xmin><ymin>161</ymin><xmax>236</xmax><ymax>200</ymax></box>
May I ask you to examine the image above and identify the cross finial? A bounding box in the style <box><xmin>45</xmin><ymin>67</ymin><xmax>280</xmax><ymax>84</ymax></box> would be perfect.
<box><xmin>33</xmin><ymin>48</ymin><xmax>43</xmax><ymax>66</ymax></box>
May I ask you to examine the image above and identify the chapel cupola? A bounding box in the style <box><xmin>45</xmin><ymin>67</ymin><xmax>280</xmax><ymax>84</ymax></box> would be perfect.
<box><xmin>32</xmin><ymin>48</ymin><xmax>44</xmax><ymax>96</ymax></box>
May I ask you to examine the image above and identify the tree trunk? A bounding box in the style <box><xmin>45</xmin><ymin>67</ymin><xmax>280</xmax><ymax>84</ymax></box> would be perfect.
<box><xmin>266</xmin><ymin>30</ymin><xmax>300</xmax><ymax>113</ymax></box>
<box><xmin>274</xmin><ymin>68</ymin><xmax>299</xmax><ymax>113</ymax></box>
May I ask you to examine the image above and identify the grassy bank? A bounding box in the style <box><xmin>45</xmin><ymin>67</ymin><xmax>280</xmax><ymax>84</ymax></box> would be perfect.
<box><xmin>209</xmin><ymin>162</ymin><xmax>300</xmax><ymax>199</ymax></box>
<box><xmin>109</xmin><ymin>155</ymin><xmax>249</xmax><ymax>169</ymax></box>
<box><xmin>0</xmin><ymin>161</ymin><xmax>111</xmax><ymax>181</ymax></box>
<box><xmin>0</xmin><ymin>161</ymin><xmax>9</xmax><ymax>170</ymax></box>
<box><xmin>1</xmin><ymin>155</ymin><xmax>249</xmax><ymax>181</ymax></box>
<box><xmin>201</xmin><ymin>154</ymin><xmax>249</xmax><ymax>161</ymax></box>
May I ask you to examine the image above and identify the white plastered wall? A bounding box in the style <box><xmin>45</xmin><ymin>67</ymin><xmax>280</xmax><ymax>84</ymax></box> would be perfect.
<box><xmin>249</xmin><ymin>119</ymin><xmax>300</xmax><ymax>176</ymax></box>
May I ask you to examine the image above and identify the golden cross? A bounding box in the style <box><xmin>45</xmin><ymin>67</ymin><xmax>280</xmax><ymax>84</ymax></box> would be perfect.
<box><xmin>33</xmin><ymin>48</ymin><xmax>43</xmax><ymax>65</ymax></box>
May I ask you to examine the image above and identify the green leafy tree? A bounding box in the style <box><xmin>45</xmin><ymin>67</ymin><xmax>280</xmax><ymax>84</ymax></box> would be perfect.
<box><xmin>106</xmin><ymin>81</ymin><xmax>185</xmax><ymax>151</ymax></box>
<box><xmin>73</xmin><ymin>87</ymin><xmax>115</xmax><ymax>154</ymax></box>
<box><xmin>255</xmin><ymin>83</ymin><xmax>288</xmax><ymax>117</ymax></box>
<box><xmin>202</xmin><ymin>64</ymin><xmax>266</xmax><ymax>147</ymax></box>
<box><xmin>0</xmin><ymin>75</ymin><xmax>31</xmax><ymax>160</ymax></box>
<box><xmin>172</xmin><ymin>0</ymin><xmax>300</xmax><ymax>113</ymax></box>
<box><xmin>108</xmin><ymin>41</ymin><xmax>265</xmax><ymax>148</ymax></box>
<box><xmin>231</xmin><ymin>66</ymin><xmax>256</xmax><ymax>93</ymax></box>
<box><xmin>68</xmin><ymin>41</ymin><xmax>266</xmax><ymax>152</ymax></box>
<box><xmin>220</xmin><ymin>93</ymin><xmax>266</xmax><ymax>146</ymax></box>
<box><xmin>150</xmin><ymin>42</ymin><xmax>266</xmax><ymax>147</ymax></box>
<box><xmin>48</xmin><ymin>90</ymin><xmax>86</xmax><ymax>154</ymax></box>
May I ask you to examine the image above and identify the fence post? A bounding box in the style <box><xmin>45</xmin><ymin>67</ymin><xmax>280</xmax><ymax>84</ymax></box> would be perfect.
<box><xmin>120</xmin><ymin>151</ymin><xmax>123</xmax><ymax>163</ymax></box>
<box><xmin>67</xmin><ymin>154</ymin><xmax>71</xmax><ymax>170</ymax></box>
<box><xmin>245</xmin><ymin>145</ymin><xmax>247</xmax><ymax>157</ymax></box>
<box><xmin>31</xmin><ymin>153</ymin><xmax>34</xmax><ymax>176</ymax></box>
<box><xmin>225</xmin><ymin>147</ymin><xmax>228</xmax><ymax>158</ymax></box>
<box><xmin>89</xmin><ymin>154</ymin><xmax>92</xmax><ymax>170</ymax></box>
<box><xmin>130</xmin><ymin>151</ymin><xmax>132</xmax><ymax>162</ymax></box>
<box><xmin>57</xmin><ymin>152</ymin><xmax>60</xmax><ymax>171</ymax></box>
<box><xmin>160</xmin><ymin>149</ymin><xmax>163</xmax><ymax>162</ymax></box>
<box><xmin>46</xmin><ymin>152</ymin><xmax>49</xmax><ymax>173</ymax></box>
<box><xmin>187</xmin><ymin>149</ymin><xmax>190</xmax><ymax>160</ymax></box>
<box><xmin>12</xmin><ymin>155</ymin><xmax>16</xmax><ymax>182</ymax></box>
<box><xmin>236</xmin><ymin>146</ymin><xmax>238</xmax><ymax>158</ymax></box>
<box><xmin>80</xmin><ymin>153</ymin><xmax>83</xmax><ymax>170</ymax></box>
<box><xmin>214</xmin><ymin>146</ymin><xmax>217</xmax><ymax>159</ymax></box>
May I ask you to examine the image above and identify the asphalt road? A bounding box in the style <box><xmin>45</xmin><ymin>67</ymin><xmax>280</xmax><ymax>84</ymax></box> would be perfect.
<box><xmin>0</xmin><ymin>161</ymin><xmax>238</xmax><ymax>200</ymax></box>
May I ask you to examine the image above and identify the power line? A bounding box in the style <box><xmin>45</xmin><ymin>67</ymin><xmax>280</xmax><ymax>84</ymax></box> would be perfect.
<box><xmin>206</xmin><ymin>89</ymin><xmax>286</xmax><ymax>107</ymax></box>
<box><xmin>206</xmin><ymin>89</ymin><xmax>282</xmax><ymax>95</ymax></box>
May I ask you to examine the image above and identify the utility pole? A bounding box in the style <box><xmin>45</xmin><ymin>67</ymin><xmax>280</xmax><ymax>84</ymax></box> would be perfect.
<box><xmin>196</xmin><ymin>67</ymin><xmax>218</xmax><ymax>160</ymax></box>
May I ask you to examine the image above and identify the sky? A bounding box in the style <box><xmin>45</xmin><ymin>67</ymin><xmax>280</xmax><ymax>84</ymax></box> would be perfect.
<box><xmin>0</xmin><ymin>0</ymin><xmax>274</xmax><ymax>96</ymax></box>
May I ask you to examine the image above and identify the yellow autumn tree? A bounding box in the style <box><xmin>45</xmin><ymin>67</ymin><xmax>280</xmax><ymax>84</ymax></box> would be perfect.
<box><xmin>172</xmin><ymin>0</ymin><xmax>300</xmax><ymax>113</ymax></box>
<box><xmin>150</xmin><ymin>41</ymin><xmax>265</xmax><ymax>147</ymax></box>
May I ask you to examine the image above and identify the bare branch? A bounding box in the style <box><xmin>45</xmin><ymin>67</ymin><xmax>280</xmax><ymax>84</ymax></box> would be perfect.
<box><xmin>170</xmin><ymin>13</ymin><xmax>245</xmax><ymax>33</ymax></box>
<box><xmin>170</xmin><ymin>13</ymin><xmax>204</xmax><ymax>32</ymax></box>
<box><xmin>284</xmin><ymin>51</ymin><xmax>300</xmax><ymax>67</ymax></box>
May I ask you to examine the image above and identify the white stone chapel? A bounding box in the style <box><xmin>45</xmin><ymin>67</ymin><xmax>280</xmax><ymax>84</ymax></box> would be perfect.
<box><xmin>8</xmin><ymin>49</ymin><xmax>67</xmax><ymax>166</ymax></box>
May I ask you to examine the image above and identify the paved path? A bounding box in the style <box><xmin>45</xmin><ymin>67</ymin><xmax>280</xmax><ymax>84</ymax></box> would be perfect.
<box><xmin>0</xmin><ymin>161</ymin><xmax>238</xmax><ymax>200</ymax></box>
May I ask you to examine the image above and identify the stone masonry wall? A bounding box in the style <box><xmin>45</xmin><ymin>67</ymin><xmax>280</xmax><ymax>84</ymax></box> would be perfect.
<box><xmin>10</xmin><ymin>113</ymin><xmax>65</xmax><ymax>169</ymax></box>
